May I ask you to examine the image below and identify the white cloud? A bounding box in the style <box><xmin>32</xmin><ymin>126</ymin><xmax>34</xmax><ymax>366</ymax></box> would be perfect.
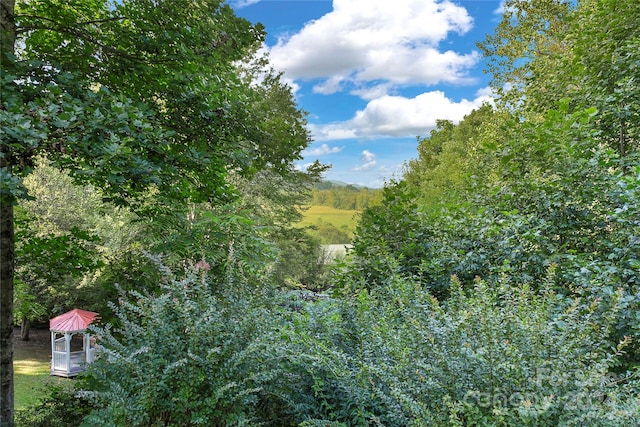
<box><xmin>308</xmin><ymin>123</ymin><xmax>357</xmax><ymax>141</ymax></box>
<box><xmin>312</xmin><ymin>89</ymin><xmax>493</xmax><ymax>140</ymax></box>
<box><xmin>302</xmin><ymin>143</ymin><xmax>344</xmax><ymax>156</ymax></box>
<box><xmin>313</xmin><ymin>75</ymin><xmax>347</xmax><ymax>95</ymax></box>
<box><xmin>474</xmin><ymin>86</ymin><xmax>495</xmax><ymax>99</ymax></box>
<box><xmin>230</xmin><ymin>0</ymin><xmax>261</xmax><ymax>8</ymax></box>
<box><xmin>352</xmin><ymin>150</ymin><xmax>377</xmax><ymax>171</ymax></box>
<box><xmin>267</xmin><ymin>0</ymin><xmax>478</xmax><ymax>97</ymax></box>
<box><xmin>350</xmin><ymin>83</ymin><xmax>394</xmax><ymax>101</ymax></box>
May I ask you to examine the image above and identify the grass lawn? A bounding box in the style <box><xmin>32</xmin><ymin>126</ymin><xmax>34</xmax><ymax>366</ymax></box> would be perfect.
<box><xmin>297</xmin><ymin>206</ymin><xmax>360</xmax><ymax>234</ymax></box>
<box><xmin>14</xmin><ymin>328</ymin><xmax>70</xmax><ymax>410</ymax></box>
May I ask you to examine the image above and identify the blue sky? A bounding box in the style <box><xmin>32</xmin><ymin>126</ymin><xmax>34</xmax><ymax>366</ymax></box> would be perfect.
<box><xmin>232</xmin><ymin>0</ymin><xmax>505</xmax><ymax>187</ymax></box>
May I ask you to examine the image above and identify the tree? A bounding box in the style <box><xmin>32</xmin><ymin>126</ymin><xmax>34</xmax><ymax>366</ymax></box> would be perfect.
<box><xmin>404</xmin><ymin>104</ymin><xmax>496</xmax><ymax>211</ymax></box>
<box><xmin>567</xmin><ymin>0</ymin><xmax>640</xmax><ymax>163</ymax></box>
<box><xmin>15</xmin><ymin>223</ymin><xmax>101</xmax><ymax>340</ymax></box>
<box><xmin>349</xmin><ymin>0</ymin><xmax>640</xmax><ymax>366</ymax></box>
<box><xmin>0</xmin><ymin>1</ymin><xmax>309</xmax><ymax>424</ymax></box>
<box><xmin>479</xmin><ymin>0</ymin><xmax>640</xmax><ymax>162</ymax></box>
<box><xmin>476</xmin><ymin>0</ymin><xmax>573</xmax><ymax>110</ymax></box>
<box><xmin>12</xmin><ymin>160</ymin><xmax>108</xmax><ymax>340</ymax></box>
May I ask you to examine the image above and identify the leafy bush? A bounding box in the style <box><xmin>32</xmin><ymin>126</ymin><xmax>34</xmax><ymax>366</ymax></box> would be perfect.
<box><xmin>54</xmin><ymin>257</ymin><xmax>639</xmax><ymax>426</ymax></box>
<box><xmin>80</xmin><ymin>261</ymin><xmax>280</xmax><ymax>426</ymax></box>
<box><xmin>71</xmin><ymin>254</ymin><xmax>640</xmax><ymax>426</ymax></box>
<box><xmin>270</xmin><ymin>228</ymin><xmax>336</xmax><ymax>291</ymax></box>
<box><xmin>15</xmin><ymin>384</ymin><xmax>93</xmax><ymax>427</ymax></box>
<box><xmin>277</xmin><ymin>266</ymin><xmax>640</xmax><ymax>426</ymax></box>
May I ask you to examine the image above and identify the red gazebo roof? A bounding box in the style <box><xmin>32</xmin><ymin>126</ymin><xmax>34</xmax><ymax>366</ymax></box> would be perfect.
<box><xmin>49</xmin><ymin>309</ymin><xmax>99</xmax><ymax>332</ymax></box>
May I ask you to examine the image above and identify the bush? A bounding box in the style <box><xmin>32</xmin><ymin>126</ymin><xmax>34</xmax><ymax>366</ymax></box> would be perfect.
<box><xmin>15</xmin><ymin>384</ymin><xmax>93</xmax><ymax>427</ymax></box>
<box><xmin>275</xmin><ymin>266</ymin><xmax>640</xmax><ymax>426</ymax></box>
<box><xmin>79</xmin><ymin>262</ymin><xmax>280</xmax><ymax>426</ymax></box>
<box><xmin>72</xmin><ymin>255</ymin><xmax>640</xmax><ymax>426</ymax></box>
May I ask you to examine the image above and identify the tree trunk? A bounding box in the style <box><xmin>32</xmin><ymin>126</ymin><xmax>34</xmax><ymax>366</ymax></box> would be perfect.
<box><xmin>20</xmin><ymin>318</ymin><xmax>29</xmax><ymax>342</ymax></box>
<box><xmin>0</xmin><ymin>200</ymin><xmax>14</xmax><ymax>427</ymax></box>
<box><xmin>1</xmin><ymin>1</ymin><xmax>16</xmax><ymax>425</ymax></box>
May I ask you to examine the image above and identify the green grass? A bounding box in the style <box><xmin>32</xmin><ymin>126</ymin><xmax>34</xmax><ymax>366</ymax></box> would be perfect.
<box><xmin>14</xmin><ymin>330</ymin><xmax>70</xmax><ymax>410</ymax></box>
<box><xmin>297</xmin><ymin>205</ymin><xmax>360</xmax><ymax>234</ymax></box>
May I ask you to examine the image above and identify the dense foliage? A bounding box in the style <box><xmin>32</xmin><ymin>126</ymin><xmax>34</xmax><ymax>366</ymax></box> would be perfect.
<box><xmin>10</xmin><ymin>0</ymin><xmax>640</xmax><ymax>426</ymax></box>
<box><xmin>1</xmin><ymin>0</ymin><xmax>320</xmax><ymax>424</ymax></box>
<box><xmin>339</xmin><ymin>0</ymin><xmax>640</xmax><ymax>422</ymax></box>
<box><xmin>23</xmin><ymin>264</ymin><xmax>637</xmax><ymax>426</ymax></box>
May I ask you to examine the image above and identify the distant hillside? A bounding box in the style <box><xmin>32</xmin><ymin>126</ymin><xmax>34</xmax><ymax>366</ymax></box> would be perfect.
<box><xmin>315</xmin><ymin>180</ymin><xmax>367</xmax><ymax>190</ymax></box>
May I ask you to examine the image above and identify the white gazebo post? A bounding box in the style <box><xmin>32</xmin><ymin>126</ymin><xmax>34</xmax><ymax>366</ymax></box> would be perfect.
<box><xmin>84</xmin><ymin>332</ymin><xmax>94</xmax><ymax>363</ymax></box>
<box><xmin>49</xmin><ymin>309</ymin><xmax>99</xmax><ymax>377</ymax></box>
<box><xmin>64</xmin><ymin>332</ymin><xmax>71</xmax><ymax>373</ymax></box>
<box><xmin>50</xmin><ymin>331</ymin><xmax>55</xmax><ymax>372</ymax></box>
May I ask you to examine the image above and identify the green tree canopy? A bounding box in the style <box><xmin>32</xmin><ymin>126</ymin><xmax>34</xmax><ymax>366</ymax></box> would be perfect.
<box><xmin>0</xmin><ymin>1</ymin><xmax>315</xmax><ymax>424</ymax></box>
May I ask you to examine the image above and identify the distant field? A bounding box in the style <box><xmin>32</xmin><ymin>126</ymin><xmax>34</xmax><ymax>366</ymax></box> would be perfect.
<box><xmin>297</xmin><ymin>206</ymin><xmax>361</xmax><ymax>239</ymax></box>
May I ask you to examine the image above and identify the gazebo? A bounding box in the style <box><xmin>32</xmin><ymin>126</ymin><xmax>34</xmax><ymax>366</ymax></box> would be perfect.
<box><xmin>50</xmin><ymin>309</ymin><xmax>99</xmax><ymax>377</ymax></box>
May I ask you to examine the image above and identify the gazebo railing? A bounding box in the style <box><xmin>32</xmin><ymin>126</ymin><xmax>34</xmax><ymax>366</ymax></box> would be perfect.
<box><xmin>52</xmin><ymin>349</ymin><xmax>88</xmax><ymax>373</ymax></box>
<box><xmin>51</xmin><ymin>333</ymin><xmax>95</xmax><ymax>376</ymax></box>
<box><xmin>52</xmin><ymin>350</ymin><xmax>67</xmax><ymax>371</ymax></box>
<box><xmin>52</xmin><ymin>336</ymin><xmax>67</xmax><ymax>371</ymax></box>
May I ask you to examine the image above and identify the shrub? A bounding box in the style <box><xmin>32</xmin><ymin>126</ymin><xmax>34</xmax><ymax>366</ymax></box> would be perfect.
<box><xmin>15</xmin><ymin>384</ymin><xmax>93</xmax><ymax>427</ymax></box>
<box><xmin>73</xmin><ymin>256</ymin><xmax>640</xmax><ymax>426</ymax></box>
<box><xmin>283</xmin><ymin>266</ymin><xmax>640</xmax><ymax>425</ymax></box>
<box><xmin>79</xmin><ymin>262</ymin><xmax>279</xmax><ymax>426</ymax></box>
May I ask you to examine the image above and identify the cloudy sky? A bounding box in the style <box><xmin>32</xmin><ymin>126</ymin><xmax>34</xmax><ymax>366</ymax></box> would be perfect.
<box><xmin>233</xmin><ymin>0</ymin><xmax>504</xmax><ymax>187</ymax></box>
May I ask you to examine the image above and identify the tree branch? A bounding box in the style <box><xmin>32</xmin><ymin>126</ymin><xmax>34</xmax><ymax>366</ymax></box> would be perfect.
<box><xmin>14</xmin><ymin>14</ymin><xmax>190</xmax><ymax>66</ymax></box>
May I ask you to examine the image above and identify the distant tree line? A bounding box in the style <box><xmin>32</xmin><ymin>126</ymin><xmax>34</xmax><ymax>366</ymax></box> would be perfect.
<box><xmin>311</xmin><ymin>183</ymin><xmax>382</xmax><ymax>211</ymax></box>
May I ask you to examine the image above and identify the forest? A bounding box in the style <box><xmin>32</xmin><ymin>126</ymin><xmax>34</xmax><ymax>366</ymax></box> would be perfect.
<box><xmin>2</xmin><ymin>0</ymin><xmax>640</xmax><ymax>426</ymax></box>
<box><xmin>311</xmin><ymin>183</ymin><xmax>382</xmax><ymax>211</ymax></box>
